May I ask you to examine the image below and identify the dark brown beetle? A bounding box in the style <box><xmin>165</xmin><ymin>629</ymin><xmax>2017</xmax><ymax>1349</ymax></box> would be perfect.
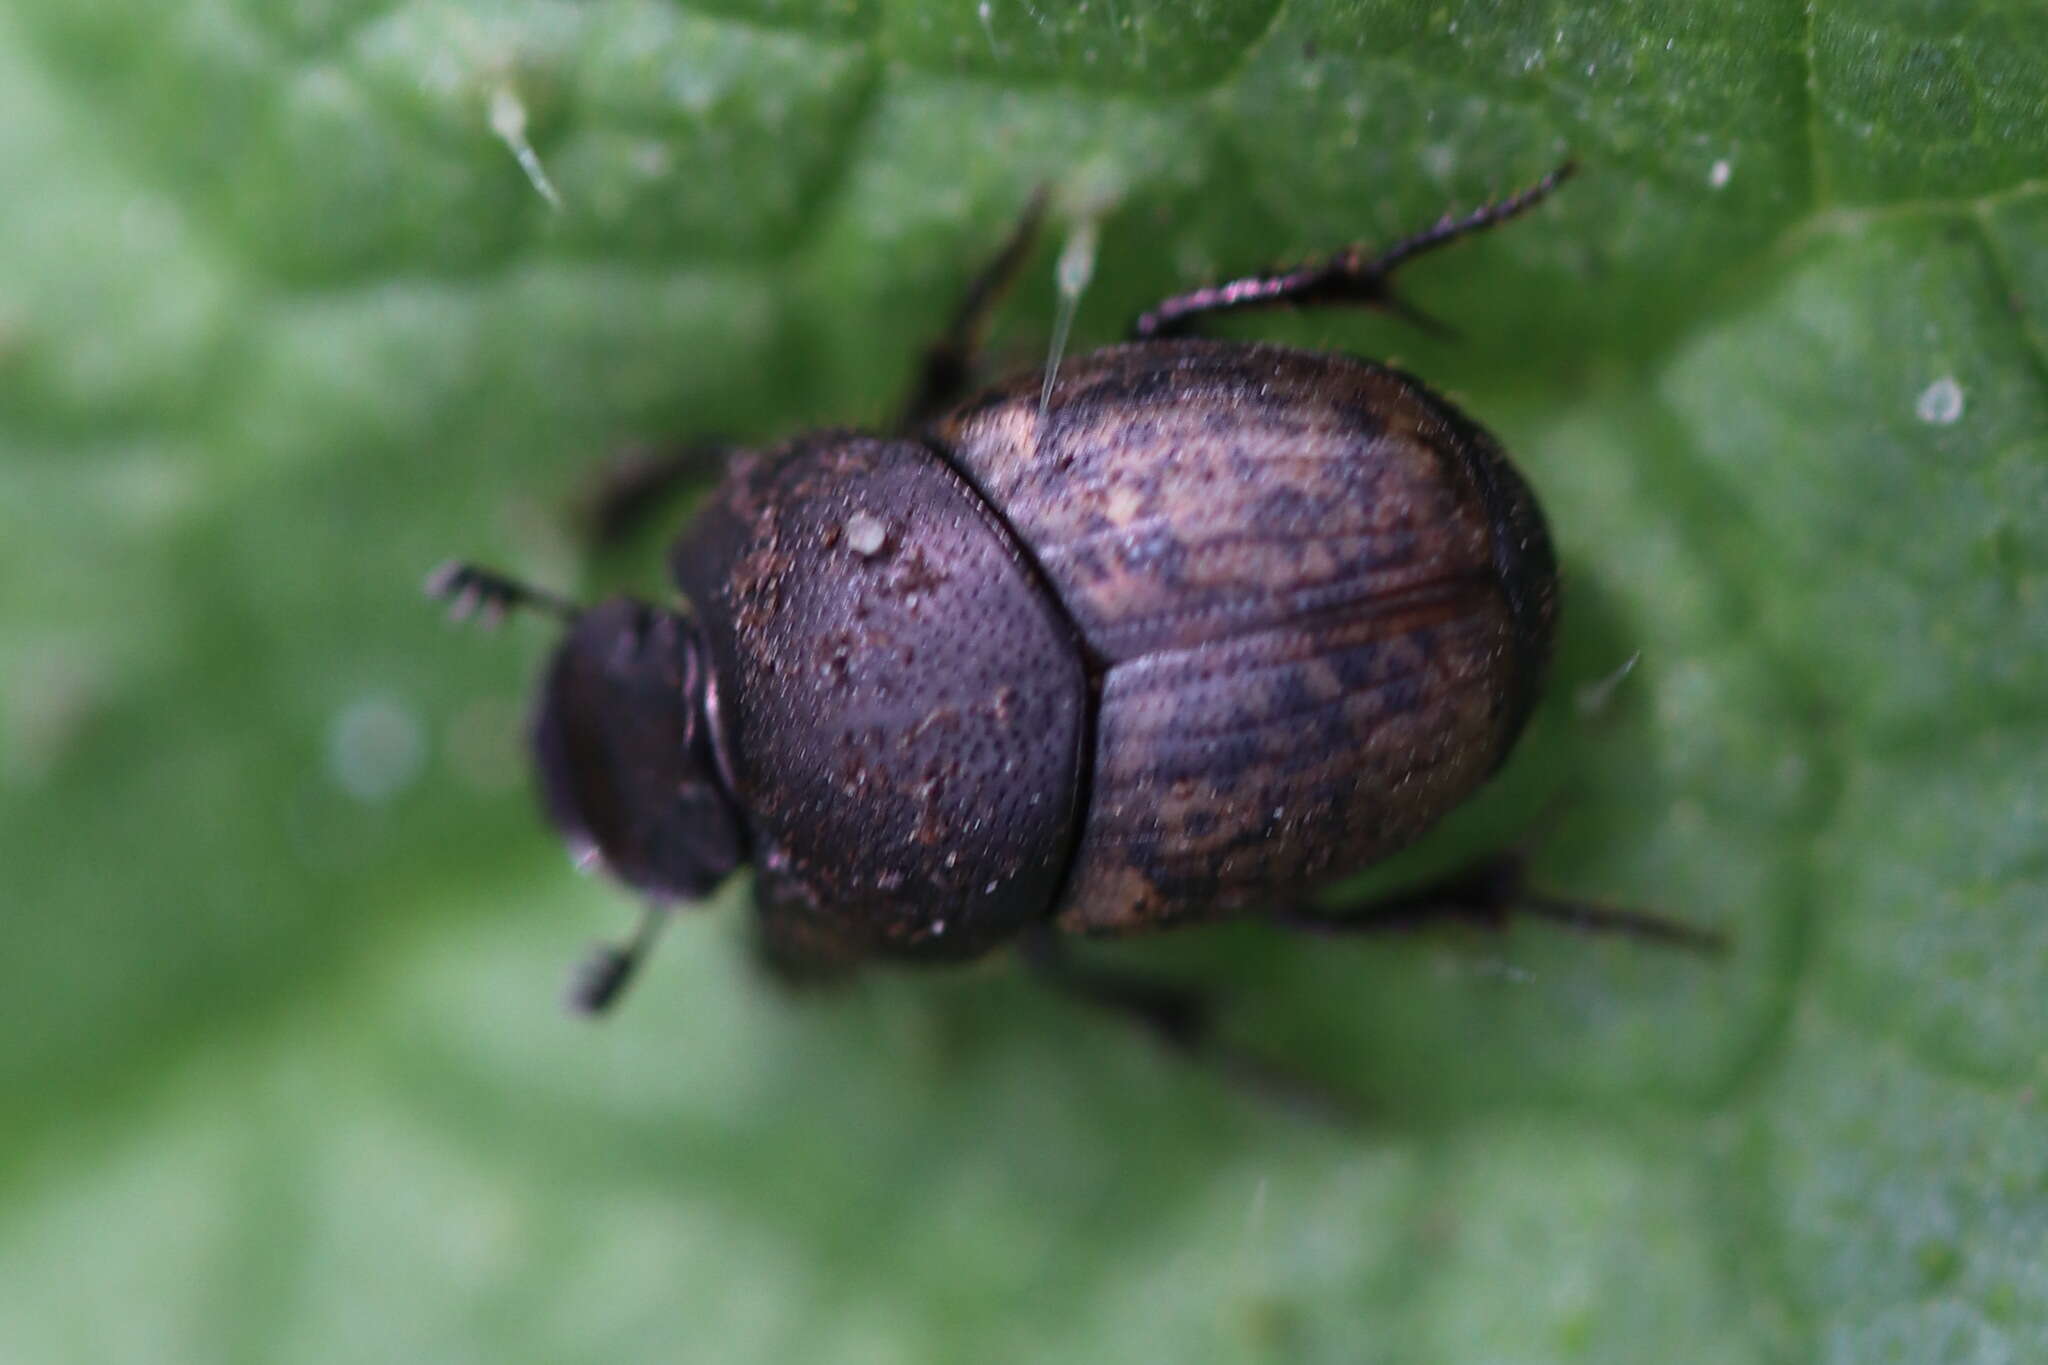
<box><xmin>432</xmin><ymin>164</ymin><xmax>1715</xmax><ymax>1068</ymax></box>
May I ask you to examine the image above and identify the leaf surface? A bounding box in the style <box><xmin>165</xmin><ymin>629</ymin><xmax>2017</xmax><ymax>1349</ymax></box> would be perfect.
<box><xmin>3</xmin><ymin>2</ymin><xmax>2043</xmax><ymax>1360</ymax></box>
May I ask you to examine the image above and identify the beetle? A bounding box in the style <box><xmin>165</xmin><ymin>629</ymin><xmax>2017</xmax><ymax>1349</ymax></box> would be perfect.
<box><xmin>431</xmin><ymin>163</ymin><xmax>1717</xmax><ymax>1073</ymax></box>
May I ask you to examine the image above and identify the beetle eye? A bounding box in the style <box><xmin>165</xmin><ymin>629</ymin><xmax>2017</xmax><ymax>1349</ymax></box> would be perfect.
<box><xmin>532</xmin><ymin>598</ymin><xmax>747</xmax><ymax>902</ymax></box>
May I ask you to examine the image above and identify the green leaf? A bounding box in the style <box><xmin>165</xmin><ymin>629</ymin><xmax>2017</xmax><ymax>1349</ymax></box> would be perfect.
<box><xmin>3</xmin><ymin>1</ymin><xmax>2043</xmax><ymax>1361</ymax></box>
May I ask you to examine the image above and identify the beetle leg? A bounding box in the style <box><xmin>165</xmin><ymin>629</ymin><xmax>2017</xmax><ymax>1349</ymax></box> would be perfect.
<box><xmin>749</xmin><ymin>916</ymin><xmax>865</xmax><ymax>988</ymax></box>
<box><xmin>742</xmin><ymin>877</ymin><xmax>870</xmax><ymax>988</ymax></box>
<box><xmin>1131</xmin><ymin>161</ymin><xmax>1575</xmax><ymax>339</ymax></box>
<box><xmin>424</xmin><ymin>560</ymin><xmax>580</xmax><ymax>626</ymax></box>
<box><xmin>564</xmin><ymin>902</ymin><xmax>671</xmax><ymax>1016</ymax></box>
<box><xmin>1019</xmin><ymin>927</ymin><xmax>1363</xmax><ymax>1126</ymax></box>
<box><xmin>1272</xmin><ymin>850</ymin><xmax>1726</xmax><ymax>953</ymax></box>
<box><xmin>896</xmin><ymin>186</ymin><xmax>1051</xmax><ymax>432</ymax></box>
<box><xmin>578</xmin><ymin>441</ymin><xmax>736</xmax><ymax>550</ymax></box>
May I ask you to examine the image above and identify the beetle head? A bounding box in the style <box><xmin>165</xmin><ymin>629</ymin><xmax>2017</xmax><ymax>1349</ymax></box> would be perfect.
<box><xmin>532</xmin><ymin>598</ymin><xmax>748</xmax><ymax>903</ymax></box>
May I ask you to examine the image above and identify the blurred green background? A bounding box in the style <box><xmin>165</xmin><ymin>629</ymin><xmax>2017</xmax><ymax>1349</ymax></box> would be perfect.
<box><xmin>3</xmin><ymin>0</ymin><xmax>2044</xmax><ymax>1360</ymax></box>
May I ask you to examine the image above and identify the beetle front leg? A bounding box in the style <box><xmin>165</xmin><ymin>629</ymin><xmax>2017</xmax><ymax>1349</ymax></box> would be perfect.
<box><xmin>747</xmin><ymin>885</ymin><xmax>867</xmax><ymax>989</ymax></box>
<box><xmin>1131</xmin><ymin>162</ymin><xmax>1575</xmax><ymax>339</ymax></box>
<box><xmin>1272</xmin><ymin>850</ymin><xmax>1725</xmax><ymax>953</ymax></box>
<box><xmin>578</xmin><ymin>441</ymin><xmax>736</xmax><ymax>551</ymax></box>
<box><xmin>563</xmin><ymin>902</ymin><xmax>673</xmax><ymax>1016</ymax></box>
<box><xmin>896</xmin><ymin>187</ymin><xmax>1050</xmax><ymax>432</ymax></box>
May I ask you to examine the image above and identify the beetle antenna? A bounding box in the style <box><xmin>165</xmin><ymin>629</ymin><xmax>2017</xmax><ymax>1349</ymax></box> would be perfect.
<box><xmin>425</xmin><ymin>560</ymin><xmax>580</xmax><ymax>627</ymax></box>
<box><xmin>565</xmin><ymin>903</ymin><xmax>670</xmax><ymax>1016</ymax></box>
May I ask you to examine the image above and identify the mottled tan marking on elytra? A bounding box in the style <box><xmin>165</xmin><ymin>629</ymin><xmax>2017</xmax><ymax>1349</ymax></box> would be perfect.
<box><xmin>939</xmin><ymin>341</ymin><xmax>1517</xmax><ymax>665</ymax></box>
<box><xmin>936</xmin><ymin>339</ymin><xmax>1555</xmax><ymax>936</ymax></box>
<box><xmin>1054</xmin><ymin>862</ymin><xmax>1163</xmax><ymax>936</ymax></box>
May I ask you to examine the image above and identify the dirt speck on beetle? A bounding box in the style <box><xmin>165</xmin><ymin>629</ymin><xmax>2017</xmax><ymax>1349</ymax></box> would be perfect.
<box><xmin>845</xmin><ymin>510</ymin><xmax>888</xmax><ymax>557</ymax></box>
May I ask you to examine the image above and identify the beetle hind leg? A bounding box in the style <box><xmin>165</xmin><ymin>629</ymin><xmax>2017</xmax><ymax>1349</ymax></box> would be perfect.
<box><xmin>1020</xmin><ymin>927</ymin><xmax>1363</xmax><ymax>1126</ymax></box>
<box><xmin>1131</xmin><ymin>161</ymin><xmax>1575</xmax><ymax>339</ymax></box>
<box><xmin>1272</xmin><ymin>850</ymin><xmax>1726</xmax><ymax>954</ymax></box>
